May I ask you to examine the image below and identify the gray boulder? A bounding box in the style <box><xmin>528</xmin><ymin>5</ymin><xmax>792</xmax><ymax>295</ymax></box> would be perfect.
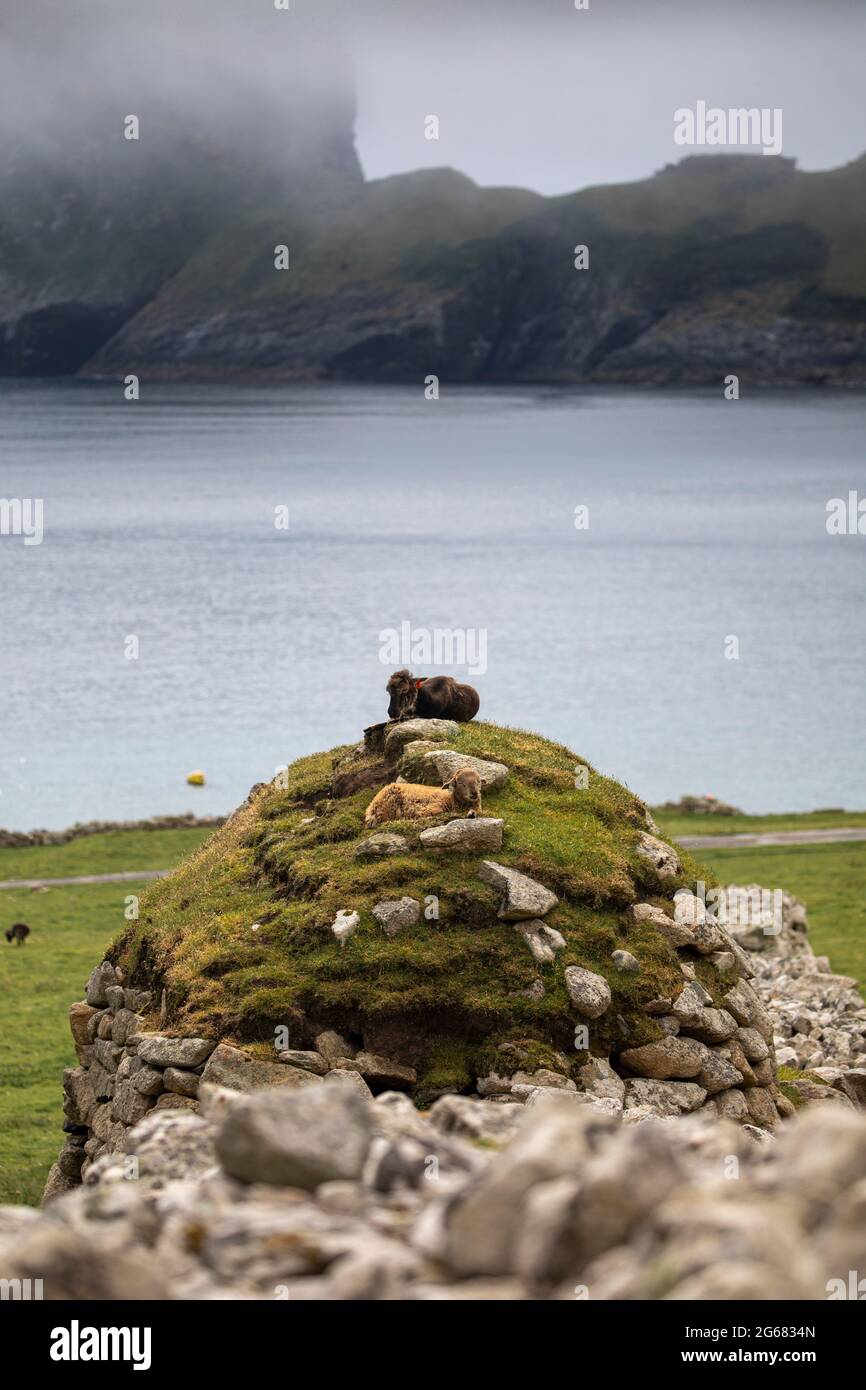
<box><xmin>104</xmin><ymin>984</ymin><xmax>125</xmax><ymax>1013</ymax></box>
<box><xmin>441</xmin><ymin>1097</ymin><xmax>618</xmax><ymax>1276</ymax></box>
<box><xmin>673</xmin><ymin>891</ymin><xmax>706</xmax><ymax>927</ymax></box>
<box><xmin>623</xmin><ymin>1079</ymin><xmax>707</xmax><ymax>1115</ymax></box>
<box><xmin>428</xmin><ymin>1095</ymin><xmax>525</xmax><ymax>1144</ymax></box>
<box><xmin>629</xmin><ymin>901</ymin><xmax>694</xmax><ymax>948</ymax></box>
<box><xmin>620</xmin><ymin>1037</ymin><xmax>706</xmax><ymax>1079</ymax></box>
<box><xmin>201</xmin><ymin>1043</ymin><xmax>322</xmax><ymax>1093</ymax></box>
<box><xmin>278</xmin><ymin>1050</ymin><xmax>329</xmax><ymax>1076</ymax></box>
<box><xmin>163</xmin><ymin>1068</ymin><xmax>201</xmax><ymax>1097</ymax></box>
<box><xmin>383</xmin><ymin>719</ymin><xmax>460</xmax><ymax>758</ymax></box>
<box><xmin>131</xmin><ymin>1065</ymin><xmax>164</xmax><ymax>1096</ymax></box>
<box><xmin>681</xmin><ymin>1007</ymin><xmax>739</xmax><ymax>1044</ymax></box>
<box><xmin>698</xmin><ymin>1049</ymin><xmax>745</xmax><ymax>1096</ymax></box>
<box><xmin>672</xmin><ymin>980</ymin><xmax>713</xmax><ymax>1023</ymax></box>
<box><xmin>564</xmin><ymin>966</ymin><xmax>612</xmax><ymax>1019</ymax></box>
<box><xmin>478</xmin><ymin>861</ymin><xmax>558</xmax><ymax>920</ymax></box>
<box><xmin>419</xmin><ymin>818</ymin><xmax>504</xmax><ymax>851</ymax></box>
<box><xmin>215</xmin><ymin>1084</ymin><xmax>373</xmax><ymax>1189</ymax></box>
<box><xmin>63</xmin><ymin>1067</ymin><xmax>97</xmax><ymax>1127</ymax></box>
<box><xmin>92</xmin><ymin>1039</ymin><xmax>122</xmax><ymax>1073</ymax></box>
<box><xmin>122</xmin><ymin>1109</ymin><xmax>218</xmax><ymax>1184</ymax></box>
<box><xmin>110</xmin><ymin>1009</ymin><xmax>141</xmax><ymax>1046</ymax></box>
<box><xmin>323</xmin><ymin>1068</ymin><xmax>374</xmax><ymax>1101</ymax></box>
<box><xmin>354</xmin><ymin>833</ymin><xmax>408</xmax><ymax>860</ymax></box>
<box><xmin>575</xmin><ymin>1056</ymin><xmax>625</xmax><ymax>1102</ymax></box>
<box><xmin>712</xmin><ymin>1087</ymin><xmax>750</xmax><ymax>1122</ymax></box>
<box><xmin>691</xmin><ymin>921</ymin><xmax>731</xmax><ymax>954</ymax></box>
<box><xmin>418</xmin><ymin>749</ymin><xmax>509</xmax><ymax>790</ymax></box>
<box><xmin>135</xmin><ymin>1034</ymin><xmax>216</xmax><ymax>1068</ymax></box>
<box><xmin>735</xmin><ymin>1026</ymin><xmax>771</xmax><ymax>1061</ymax></box>
<box><xmin>315</xmin><ymin>1030</ymin><xmax>357</xmax><ymax>1065</ymax></box>
<box><xmin>372</xmin><ymin>897</ymin><xmax>421</xmax><ymax>936</ymax></box>
<box><xmin>85</xmin><ymin>961</ymin><xmax>117</xmax><ymax>1008</ymax></box>
<box><xmin>635</xmin><ymin>833</ymin><xmax>681</xmax><ymax>880</ymax></box>
<box><xmin>111</xmin><ymin>1080</ymin><xmax>156</xmax><ymax>1127</ymax></box>
<box><xmin>336</xmin><ymin>1051</ymin><xmax>417</xmax><ymax>1092</ymax></box>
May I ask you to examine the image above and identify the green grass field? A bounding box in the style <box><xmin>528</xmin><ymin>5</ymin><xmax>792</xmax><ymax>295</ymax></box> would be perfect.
<box><xmin>697</xmin><ymin>840</ymin><xmax>866</xmax><ymax>991</ymax></box>
<box><xmin>0</xmin><ymin>826</ymin><xmax>213</xmax><ymax>881</ymax></box>
<box><xmin>0</xmin><ymin>881</ymin><xmax>152</xmax><ymax>1204</ymax></box>
<box><xmin>0</xmin><ymin>827</ymin><xmax>212</xmax><ymax>1206</ymax></box>
<box><xmin>653</xmin><ymin>808</ymin><xmax>866</xmax><ymax>840</ymax></box>
<box><xmin>1</xmin><ymin>818</ymin><xmax>864</xmax><ymax>1206</ymax></box>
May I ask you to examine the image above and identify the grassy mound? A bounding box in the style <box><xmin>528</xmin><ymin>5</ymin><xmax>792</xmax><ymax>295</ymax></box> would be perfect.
<box><xmin>112</xmin><ymin>722</ymin><xmax>716</xmax><ymax>1102</ymax></box>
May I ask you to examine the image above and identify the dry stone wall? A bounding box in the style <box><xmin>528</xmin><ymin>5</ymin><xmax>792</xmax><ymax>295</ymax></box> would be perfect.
<box><xmin>7</xmin><ymin>883</ymin><xmax>864</xmax><ymax>1300</ymax></box>
<box><xmin>49</xmin><ymin>881</ymin><xmax>855</xmax><ymax>1203</ymax></box>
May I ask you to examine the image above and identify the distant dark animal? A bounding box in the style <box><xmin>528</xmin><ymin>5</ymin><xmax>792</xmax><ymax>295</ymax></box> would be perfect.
<box><xmin>365</xmin><ymin>768</ymin><xmax>482</xmax><ymax>826</ymax></box>
<box><xmin>386</xmin><ymin>670</ymin><xmax>480</xmax><ymax>723</ymax></box>
<box><xmin>5</xmin><ymin>923</ymin><xmax>30</xmax><ymax>946</ymax></box>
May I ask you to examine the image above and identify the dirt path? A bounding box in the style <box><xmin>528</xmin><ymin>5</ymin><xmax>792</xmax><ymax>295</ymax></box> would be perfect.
<box><xmin>678</xmin><ymin>828</ymin><xmax>866</xmax><ymax>850</ymax></box>
<box><xmin>0</xmin><ymin>869</ymin><xmax>168</xmax><ymax>891</ymax></box>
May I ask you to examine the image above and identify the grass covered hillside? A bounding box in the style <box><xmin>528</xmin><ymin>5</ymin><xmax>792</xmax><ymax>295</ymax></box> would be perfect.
<box><xmin>111</xmin><ymin>721</ymin><xmax>718</xmax><ymax>1101</ymax></box>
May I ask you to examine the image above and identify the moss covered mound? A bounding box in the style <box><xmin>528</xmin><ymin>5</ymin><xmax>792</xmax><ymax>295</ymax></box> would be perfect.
<box><xmin>113</xmin><ymin>722</ymin><xmax>719</xmax><ymax>1102</ymax></box>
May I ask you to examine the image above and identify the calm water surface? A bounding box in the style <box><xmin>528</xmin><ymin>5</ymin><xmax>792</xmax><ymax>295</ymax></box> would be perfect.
<box><xmin>1</xmin><ymin>381</ymin><xmax>864</xmax><ymax>829</ymax></box>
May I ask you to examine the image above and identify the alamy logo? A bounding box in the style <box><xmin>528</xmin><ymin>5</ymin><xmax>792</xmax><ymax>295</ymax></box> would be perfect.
<box><xmin>826</xmin><ymin>1271</ymin><xmax>866</xmax><ymax>1300</ymax></box>
<box><xmin>0</xmin><ymin>1277</ymin><xmax>43</xmax><ymax>1300</ymax></box>
<box><xmin>674</xmin><ymin>101</ymin><xmax>783</xmax><ymax>156</ymax></box>
<box><xmin>0</xmin><ymin>497</ymin><xmax>43</xmax><ymax>545</ymax></box>
<box><xmin>379</xmin><ymin>622</ymin><xmax>487</xmax><ymax>676</ymax></box>
<box><xmin>50</xmin><ymin>1321</ymin><xmax>152</xmax><ymax>1371</ymax></box>
<box><xmin>826</xmin><ymin>491</ymin><xmax>866</xmax><ymax>535</ymax></box>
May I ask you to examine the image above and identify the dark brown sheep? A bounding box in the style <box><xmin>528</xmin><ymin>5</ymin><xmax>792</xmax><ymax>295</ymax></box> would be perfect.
<box><xmin>386</xmin><ymin>670</ymin><xmax>480</xmax><ymax>723</ymax></box>
<box><xmin>5</xmin><ymin>922</ymin><xmax>30</xmax><ymax>946</ymax></box>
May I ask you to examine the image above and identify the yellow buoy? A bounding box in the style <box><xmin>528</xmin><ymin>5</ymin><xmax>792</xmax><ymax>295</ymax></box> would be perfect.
<box><xmin>186</xmin><ymin>771</ymin><xmax>206</xmax><ymax>786</ymax></box>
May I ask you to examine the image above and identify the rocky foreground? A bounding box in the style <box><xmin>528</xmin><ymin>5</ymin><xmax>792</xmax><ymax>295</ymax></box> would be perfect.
<box><xmin>3</xmin><ymin>890</ymin><xmax>866</xmax><ymax>1301</ymax></box>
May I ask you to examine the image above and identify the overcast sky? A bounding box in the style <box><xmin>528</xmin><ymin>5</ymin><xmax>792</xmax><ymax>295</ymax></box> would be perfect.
<box><xmin>3</xmin><ymin>1</ymin><xmax>863</xmax><ymax>196</ymax></box>
<box><xmin>335</xmin><ymin>0</ymin><xmax>866</xmax><ymax>193</ymax></box>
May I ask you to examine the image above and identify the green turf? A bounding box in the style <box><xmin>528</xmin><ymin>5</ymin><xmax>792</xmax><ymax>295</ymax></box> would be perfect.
<box><xmin>113</xmin><ymin>723</ymin><xmax>715</xmax><ymax>1098</ymax></box>
<box><xmin>654</xmin><ymin>809</ymin><xmax>866</xmax><ymax>841</ymax></box>
<box><xmin>0</xmin><ymin>826</ymin><xmax>215</xmax><ymax>882</ymax></box>
<box><xmin>697</xmin><ymin>841</ymin><xmax>866</xmax><ymax>994</ymax></box>
<box><xmin>0</xmin><ymin>881</ymin><xmax>152</xmax><ymax>1205</ymax></box>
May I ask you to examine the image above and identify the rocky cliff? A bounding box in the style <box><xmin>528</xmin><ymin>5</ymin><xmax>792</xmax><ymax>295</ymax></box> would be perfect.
<box><xmin>2</xmin><ymin>5</ymin><xmax>864</xmax><ymax>384</ymax></box>
<box><xmin>84</xmin><ymin>152</ymin><xmax>866</xmax><ymax>385</ymax></box>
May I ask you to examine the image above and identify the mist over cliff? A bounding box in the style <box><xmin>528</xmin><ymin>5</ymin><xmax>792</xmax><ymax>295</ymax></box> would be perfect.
<box><xmin>1</xmin><ymin>1</ymin><xmax>864</xmax><ymax>383</ymax></box>
<box><xmin>0</xmin><ymin>0</ymin><xmax>361</xmax><ymax>373</ymax></box>
<box><xmin>1</xmin><ymin>1</ymin><xmax>359</xmax><ymax>179</ymax></box>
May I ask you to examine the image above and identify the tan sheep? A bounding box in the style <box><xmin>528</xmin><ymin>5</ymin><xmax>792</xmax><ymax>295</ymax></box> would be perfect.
<box><xmin>364</xmin><ymin>768</ymin><xmax>482</xmax><ymax>827</ymax></box>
